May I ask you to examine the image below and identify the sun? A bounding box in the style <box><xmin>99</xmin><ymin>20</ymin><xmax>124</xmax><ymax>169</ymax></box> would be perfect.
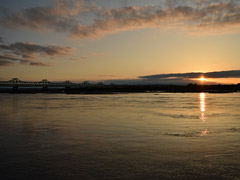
<box><xmin>200</xmin><ymin>76</ymin><xmax>206</xmax><ymax>82</ymax></box>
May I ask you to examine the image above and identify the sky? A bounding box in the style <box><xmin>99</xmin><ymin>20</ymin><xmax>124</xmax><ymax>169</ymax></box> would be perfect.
<box><xmin>0</xmin><ymin>0</ymin><xmax>240</xmax><ymax>84</ymax></box>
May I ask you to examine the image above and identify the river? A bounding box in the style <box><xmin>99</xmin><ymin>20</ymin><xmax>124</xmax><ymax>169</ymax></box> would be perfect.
<box><xmin>0</xmin><ymin>93</ymin><xmax>239</xmax><ymax>179</ymax></box>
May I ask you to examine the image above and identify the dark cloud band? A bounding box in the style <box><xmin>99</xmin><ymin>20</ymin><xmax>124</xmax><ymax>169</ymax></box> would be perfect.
<box><xmin>140</xmin><ymin>70</ymin><xmax>240</xmax><ymax>79</ymax></box>
<box><xmin>0</xmin><ymin>37</ymin><xmax>72</xmax><ymax>67</ymax></box>
<box><xmin>0</xmin><ymin>60</ymin><xmax>14</xmax><ymax>67</ymax></box>
<box><xmin>0</xmin><ymin>55</ymin><xmax>50</xmax><ymax>67</ymax></box>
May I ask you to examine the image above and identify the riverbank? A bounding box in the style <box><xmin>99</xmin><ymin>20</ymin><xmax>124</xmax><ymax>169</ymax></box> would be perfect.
<box><xmin>0</xmin><ymin>84</ymin><xmax>239</xmax><ymax>94</ymax></box>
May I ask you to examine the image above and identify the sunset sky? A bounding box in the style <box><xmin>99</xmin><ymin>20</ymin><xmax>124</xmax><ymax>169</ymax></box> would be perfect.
<box><xmin>0</xmin><ymin>0</ymin><xmax>240</xmax><ymax>84</ymax></box>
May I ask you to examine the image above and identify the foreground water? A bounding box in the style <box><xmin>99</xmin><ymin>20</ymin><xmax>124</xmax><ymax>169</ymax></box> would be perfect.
<box><xmin>0</xmin><ymin>93</ymin><xmax>239</xmax><ymax>180</ymax></box>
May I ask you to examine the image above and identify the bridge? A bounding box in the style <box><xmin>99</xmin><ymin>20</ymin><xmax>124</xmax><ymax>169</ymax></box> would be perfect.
<box><xmin>0</xmin><ymin>78</ymin><xmax>90</xmax><ymax>90</ymax></box>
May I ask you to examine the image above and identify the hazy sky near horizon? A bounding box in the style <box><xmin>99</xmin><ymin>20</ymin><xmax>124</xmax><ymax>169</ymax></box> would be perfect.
<box><xmin>0</xmin><ymin>0</ymin><xmax>240</xmax><ymax>84</ymax></box>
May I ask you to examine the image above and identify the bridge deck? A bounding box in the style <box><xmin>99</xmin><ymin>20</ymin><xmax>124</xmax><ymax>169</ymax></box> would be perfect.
<box><xmin>0</xmin><ymin>80</ymin><xmax>85</xmax><ymax>88</ymax></box>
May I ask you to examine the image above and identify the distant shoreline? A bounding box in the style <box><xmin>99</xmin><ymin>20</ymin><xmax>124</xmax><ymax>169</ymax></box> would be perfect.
<box><xmin>0</xmin><ymin>84</ymin><xmax>239</xmax><ymax>94</ymax></box>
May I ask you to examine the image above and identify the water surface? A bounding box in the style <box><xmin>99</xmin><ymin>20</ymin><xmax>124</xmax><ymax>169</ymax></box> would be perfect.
<box><xmin>0</xmin><ymin>93</ymin><xmax>239</xmax><ymax>179</ymax></box>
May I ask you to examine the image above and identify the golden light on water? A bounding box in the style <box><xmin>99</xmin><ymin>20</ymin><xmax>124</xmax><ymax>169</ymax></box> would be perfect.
<box><xmin>201</xmin><ymin>129</ymin><xmax>210</xmax><ymax>136</ymax></box>
<box><xmin>199</xmin><ymin>92</ymin><xmax>210</xmax><ymax>136</ymax></box>
<box><xmin>199</xmin><ymin>92</ymin><xmax>206</xmax><ymax>122</ymax></box>
<box><xmin>200</xmin><ymin>93</ymin><xmax>205</xmax><ymax>112</ymax></box>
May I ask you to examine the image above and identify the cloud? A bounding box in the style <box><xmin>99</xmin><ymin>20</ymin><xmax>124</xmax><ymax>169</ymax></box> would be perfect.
<box><xmin>0</xmin><ymin>0</ymin><xmax>89</xmax><ymax>32</ymax></box>
<box><xmin>92</xmin><ymin>52</ymin><xmax>104</xmax><ymax>57</ymax></box>
<box><xmin>71</xmin><ymin>2</ymin><xmax>240</xmax><ymax>38</ymax></box>
<box><xmin>140</xmin><ymin>70</ymin><xmax>240</xmax><ymax>80</ymax></box>
<box><xmin>0</xmin><ymin>54</ymin><xmax>50</xmax><ymax>67</ymax></box>
<box><xmin>70</xmin><ymin>52</ymin><xmax>104</xmax><ymax>62</ymax></box>
<box><xmin>0</xmin><ymin>42</ymin><xmax>72</xmax><ymax>58</ymax></box>
<box><xmin>0</xmin><ymin>37</ymin><xmax>72</xmax><ymax>67</ymax></box>
<box><xmin>0</xmin><ymin>60</ymin><xmax>14</xmax><ymax>67</ymax></box>
<box><xmin>103</xmin><ymin>77</ymin><xmax>197</xmax><ymax>85</ymax></box>
<box><xmin>102</xmin><ymin>70</ymin><xmax>240</xmax><ymax>85</ymax></box>
<box><xmin>0</xmin><ymin>37</ymin><xmax>4</xmax><ymax>43</ymax></box>
<box><xmin>70</xmin><ymin>56</ymin><xmax>87</xmax><ymax>62</ymax></box>
<box><xmin>1</xmin><ymin>0</ymin><xmax>240</xmax><ymax>39</ymax></box>
<box><xmin>29</xmin><ymin>61</ymin><xmax>50</xmax><ymax>66</ymax></box>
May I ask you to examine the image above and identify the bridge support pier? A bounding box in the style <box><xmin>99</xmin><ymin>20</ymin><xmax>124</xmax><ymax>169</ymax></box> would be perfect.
<box><xmin>65</xmin><ymin>86</ymin><xmax>71</xmax><ymax>90</ymax></box>
<box><xmin>42</xmin><ymin>86</ymin><xmax>48</xmax><ymax>91</ymax></box>
<box><xmin>13</xmin><ymin>86</ymin><xmax>18</xmax><ymax>91</ymax></box>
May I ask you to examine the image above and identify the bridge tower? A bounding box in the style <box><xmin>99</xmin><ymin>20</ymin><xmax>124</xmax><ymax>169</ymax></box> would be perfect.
<box><xmin>9</xmin><ymin>78</ymin><xmax>21</xmax><ymax>91</ymax></box>
<box><xmin>39</xmin><ymin>79</ymin><xmax>50</xmax><ymax>91</ymax></box>
<box><xmin>64</xmin><ymin>80</ymin><xmax>72</xmax><ymax>90</ymax></box>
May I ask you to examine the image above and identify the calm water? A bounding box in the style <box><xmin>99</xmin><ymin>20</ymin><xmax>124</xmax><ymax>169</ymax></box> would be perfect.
<box><xmin>0</xmin><ymin>93</ymin><xmax>240</xmax><ymax>180</ymax></box>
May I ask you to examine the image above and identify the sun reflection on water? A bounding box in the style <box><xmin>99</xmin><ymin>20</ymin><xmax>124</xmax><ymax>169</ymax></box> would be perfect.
<box><xmin>199</xmin><ymin>93</ymin><xmax>206</xmax><ymax>122</ymax></box>
<box><xmin>199</xmin><ymin>93</ymin><xmax>210</xmax><ymax>136</ymax></box>
<box><xmin>201</xmin><ymin>129</ymin><xmax>210</xmax><ymax>136</ymax></box>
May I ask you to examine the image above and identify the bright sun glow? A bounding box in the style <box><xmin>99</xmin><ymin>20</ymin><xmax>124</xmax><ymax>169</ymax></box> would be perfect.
<box><xmin>200</xmin><ymin>76</ymin><xmax>205</xmax><ymax>82</ymax></box>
